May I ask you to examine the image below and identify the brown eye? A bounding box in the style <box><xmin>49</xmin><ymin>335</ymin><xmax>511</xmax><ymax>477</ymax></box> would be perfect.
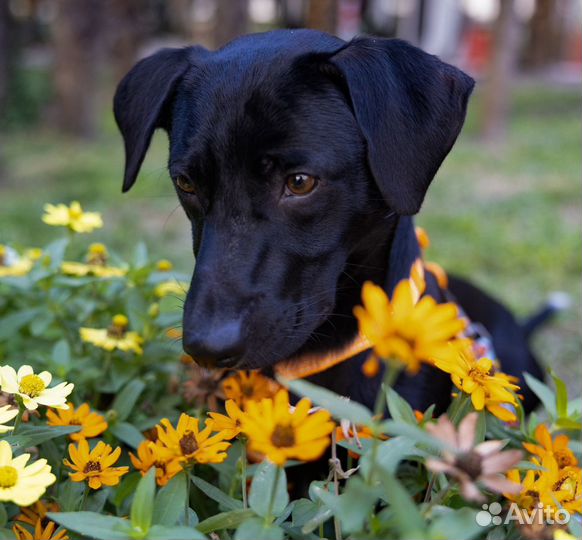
<box><xmin>285</xmin><ymin>173</ymin><xmax>317</xmax><ymax>196</ymax></box>
<box><xmin>175</xmin><ymin>176</ymin><xmax>195</xmax><ymax>194</ymax></box>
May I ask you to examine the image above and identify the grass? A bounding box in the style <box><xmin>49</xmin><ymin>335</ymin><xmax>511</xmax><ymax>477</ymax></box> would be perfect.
<box><xmin>0</xmin><ymin>83</ymin><xmax>580</xmax><ymax>385</ymax></box>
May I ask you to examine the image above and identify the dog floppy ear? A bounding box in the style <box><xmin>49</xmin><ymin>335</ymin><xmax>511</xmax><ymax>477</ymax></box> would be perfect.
<box><xmin>113</xmin><ymin>47</ymin><xmax>204</xmax><ymax>192</ymax></box>
<box><xmin>327</xmin><ymin>38</ymin><xmax>474</xmax><ymax>215</ymax></box>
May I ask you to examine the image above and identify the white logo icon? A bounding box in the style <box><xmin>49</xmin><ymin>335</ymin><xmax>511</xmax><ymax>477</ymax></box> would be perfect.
<box><xmin>476</xmin><ymin>502</ymin><xmax>503</xmax><ymax>526</ymax></box>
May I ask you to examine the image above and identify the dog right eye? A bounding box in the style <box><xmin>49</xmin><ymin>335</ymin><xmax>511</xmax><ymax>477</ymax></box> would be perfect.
<box><xmin>175</xmin><ymin>176</ymin><xmax>196</xmax><ymax>194</ymax></box>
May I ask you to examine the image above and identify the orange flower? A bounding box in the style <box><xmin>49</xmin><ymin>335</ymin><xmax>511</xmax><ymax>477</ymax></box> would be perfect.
<box><xmin>222</xmin><ymin>371</ymin><xmax>279</xmax><ymax>407</ymax></box>
<box><xmin>130</xmin><ymin>440</ymin><xmax>182</xmax><ymax>486</ymax></box>
<box><xmin>13</xmin><ymin>519</ymin><xmax>68</xmax><ymax>540</ymax></box>
<box><xmin>64</xmin><ymin>439</ymin><xmax>128</xmax><ymax>489</ymax></box>
<box><xmin>523</xmin><ymin>424</ymin><xmax>578</xmax><ymax>469</ymax></box>
<box><xmin>46</xmin><ymin>403</ymin><xmax>107</xmax><ymax>441</ymax></box>
<box><xmin>208</xmin><ymin>400</ymin><xmax>245</xmax><ymax>439</ymax></box>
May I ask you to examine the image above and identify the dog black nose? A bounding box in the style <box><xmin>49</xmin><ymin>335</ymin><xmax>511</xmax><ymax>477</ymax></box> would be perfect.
<box><xmin>183</xmin><ymin>320</ymin><xmax>245</xmax><ymax>367</ymax></box>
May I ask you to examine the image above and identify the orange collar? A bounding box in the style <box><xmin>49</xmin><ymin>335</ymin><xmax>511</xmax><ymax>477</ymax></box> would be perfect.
<box><xmin>273</xmin><ymin>333</ymin><xmax>372</xmax><ymax>380</ymax></box>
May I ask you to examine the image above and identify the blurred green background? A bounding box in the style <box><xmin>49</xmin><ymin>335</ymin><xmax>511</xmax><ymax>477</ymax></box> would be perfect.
<box><xmin>0</xmin><ymin>0</ymin><xmax>580</xmax><ymax>385</ymax></box>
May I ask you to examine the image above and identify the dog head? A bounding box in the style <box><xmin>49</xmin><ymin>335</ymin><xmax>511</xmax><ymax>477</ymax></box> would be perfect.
<box><xmin>114</xmin><ymin>29</ymin><xmax>474</xmax><ymax>370</ymax></box>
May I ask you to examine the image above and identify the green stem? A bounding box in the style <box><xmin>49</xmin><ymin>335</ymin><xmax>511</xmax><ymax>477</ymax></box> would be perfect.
<box><xmin>12</xmin><ymin>401</ymin><xmax>25</xmax><ymax>434</ymax></box>
<box><xmin>185</xmin><ymin>469</ymin><xmax>192</xmax><ymax>525</ymax></box>
<box><xmin>265</xmin><ymin>465</ymin><xmax>281</xmax><ymax>525</ymax></box>
<box><xmin>330</xmin><ymin>430</ymin><xmax>342</xmax><ymax>540</ymax></box>
<box><xmin>240</xmin><ymin>439</ymin><xmax>248</xmax><ymax>509</ymax></box>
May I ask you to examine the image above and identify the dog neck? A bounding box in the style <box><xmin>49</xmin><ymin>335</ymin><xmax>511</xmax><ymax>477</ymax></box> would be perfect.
<box><xmin>274</xmin><ymin>215</ymin><xmax>420</xmax><ymax>380</ymax></box>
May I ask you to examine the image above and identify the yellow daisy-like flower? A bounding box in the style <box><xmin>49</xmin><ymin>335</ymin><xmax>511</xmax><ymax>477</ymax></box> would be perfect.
<box><xmin>156</xmin><ymin>259</ymin><xmax>173</xmax><ymax>272</ymax></box>
<box><xmin>0</xmin><ymin>365</ymin><xmax>74</xmax><ymax>411</ymax></box>
<box><xmin>353</xmin><ymin>278</ymin><xmax>466</xmax><ymax>373</ymax></box>
<box><xmin>222</xmin><ymin>371</ymin><xmax>280</xmax><ymax>408</ymax></box>
<box><xmin>534</xmin><ymin>454</ymin><xmax>582</xmax><ymax>515</ymax></box>
<box><xmin>155</xmin><ymin>414</ymin><xmax>230</xmax><ymax>465</ymax></box>
<box><xmin>241</xmin><ymin>389</ymin><xmax>335</xmax><ymax>466</ymax></box>
<box><xmin>505</xmin><ymin>468</ymin><xmax>540</xmax><ymax>511</ymax></box>
<box><xmin>0</xmin><ymin>404</ymin><xmax>18</xmax><ymax>433</ymax></box>
<box><xmin>0</xmin><ymin>440</ymin><xmax>56</xmax><ymax>506</ymax></box>
<box><xmin>42</xmin><ymin>201</ymin><xmax>103</xmax><ymax>233</ymax></box>
<box><xmin>46</xmin><ymin>402</ymin><xmax>108</xmax><ymax>441</ymax></box>
<box><xmin>61</xmin><ymin>243</ymin><xmax>126</xmax><ymax>278</ymax></box>
<box><xmin>13</xmin><ymin>519</ymin><xmax>68</xmax><ymax>540</ymax></box>
<box><xmin>432</xmin><ymin>344</ymin><xmax>520</xmax><ymax>421</ymax></box>
<box><xmin>80</xmin><ymin>314</ymin><xmax>143</xmax><ymax>355</ymax></box>
<box><xmin>208</xmin><ymin>400</ymin><xmax>245</xmax><ymax>440</ymax></box>
<box><xmin>154</xmin><ymin>281</ymin><xmax>188</xmax><ymax>298</ymax></box>
<box><xmin>63</xmin><ymin>439</ymin><xmax>128</xmax><ymax>490</ymax></box>
<box><xmin>523</xmin><ymin>424</ymin><xmax>578</xmax><ymax>469</ymax></box>
<box><xmin>0</xmin><ymin>245</ymin><xmax>33</xmax><ymax>277</ymax></box>
<box><xmin>129</xmin><ymin>440</ymin><xmax>183</xmax><ymax>486</ymax></box>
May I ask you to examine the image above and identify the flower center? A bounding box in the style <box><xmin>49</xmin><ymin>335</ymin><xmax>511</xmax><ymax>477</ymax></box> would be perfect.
<box><xmin>87</xmin><ymin>243</ymin><xmax>108</xmax><ymax>266</ymax></box>
<box><xmin>271</xmin><ymin>424</ymin><xmax>296</xmax><ymax>448</ymax></box>
<box><xmin>553</xmin><ymin>471</ymin><xmax>578</xmax><ymax>497</ymax></box>
<box><xmin>0</xmin><ymin>247</ymin><xmax>5</xmax><ymax>267</ymax></box>
<box><xmin>455</xmin><ymin>451</ymin><xmax>482</xmax><ymax>479</ymax></box>
<box><xmin>0</xmin><ymin>465</ymin><xmax>18</xmax><ymax>488</ymax></box>
<box><xmin>555</xmin><ymin>449</ymin><xmax>576</xmax><ymax>468</ymax></box>
<box><xmin>83</xmin><ymin>460</ymin><xmax>102</xmax><ymax>474</ymax></box>
<box><xmin>179</xmin><ymin>431</ymin><xmax>198</xmax><ymax>456</ymax></box>
<box><xmin>68</xmin><ymin>205</ymin><xmax>83</xmax><ymax>220</ymax></box>
<box><xmin>241</xmin><ymin>384</ymin><xmax>255</xmax><ymax>397</ymax></box>
<box><xmin>19</xmin><ymin>374</ymin><xmax>46</xmax><ymax>397</ymax></box>
<box><xmin>107</xmin><ymin>314</ymin><xmax>129</xmax><ymax>338</ymax></box>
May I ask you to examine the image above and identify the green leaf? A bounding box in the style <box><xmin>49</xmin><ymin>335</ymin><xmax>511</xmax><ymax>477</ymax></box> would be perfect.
<box><xmin>114</xmin><ymin>472</ymin><xmax>142</xmax><ymax>509</ymax></box>
<box><xmin>312</xmin><ymin>477</ymin><xmax>377</xmax><ymax>534</ymax></box>
<box><xmin>147</xmin><ymin>525</ymin><xmax>206</xmax><ymax>540</ymax></box>
<box><xmin>0</xmin><ymin>504</ymin><xmax>6</xmax><ymax>528</ymax></box>
<box><xmin>133</xmin><ymin>242</ymin><xmax>149</xmax><ymax>268</ymax></box>
<box><xmin>249</xmin><ymin>461</ymin><xmax>288</xmax><ymax>518</ymax></box>
<box><xmin>550</xmin><ymin>368</ymin><xmax>569</xmax><ymax>418</ymax></box>
<box><xmin>196</xmin><ymin>509</ymin><xmax>256</xmax><ymax>534</ymax></box>
<box><xmin>378</xmin><ymin>470</ymin><xmax>427</xmax><ymax>538</ymax></box>
<box><xmin>44</xmin><ymin>237</ymin><xmax>69</xmax><ymax>269</ymax></box>
<box><xmin>110</xmin><ymin>422</ymin><xmax>145</xmax><ymax>449</ymax></box>
<box><xmin>130</xmin><ymin>469</ymin><xmax>155</xmax><ymax>535</ymax></box>
<box><xmin>191</xmin><ymin>475</ymin><xmax>243</xmax><ymax>511</ymax></box>
<box><xmin>111</xmin><ymin>379</ymin><xmax>146</xmax><ymax>421</ymax></box>
<box><xmin>6</xmin><ymin>424</ymin><xmax>79</xmax><ymax>448</ymax></box>
<box><xmin>524</xmin><ymin>373</ymin><xmax>556</xmax><ymax>417</ymax></box>
<box><xmin>235</xmin><ymin>518</ymin><xmax>284</xmax><ymax>540</ymax></box>
<box><xmin>428</xmin><ymin>507</ymin><xmax>483</xmax><ymax>540</ymax></box>
<box><xmin>475</xmin><ymin>411</ymin><xmax>487</xmax><ymax>444</ymax></box>
<box><xmin>360</xmin><ymin>436</ymin><xmax>423</xmax><ymax>477</ymax></box>
<box><xmin>380</xmin><ymin>420</ymin><xmax>451</xmax><ymax>453</ymax></box>
<box><xmin>57</xmin><ymin>479</ymin><xmax>86</xmax><ymax>511</ymax></box>
<box><xmin>0</xmin><ymin>308</ymin><xmax>42</xmax><ymax>340</ymax></box>
<box><xmin>386</xmin><ymin>386</ymin><xmax>417</xmax><ymax>425</ymax></box>
<box><xmin>301</xmin><ymin>507</ymin><xmax>333</xmax><ymax>534</ymax></box>
<box><xmin>283</xmin><ymin>378</ymin><xmax>373</xmax><ymax>425</ymax></box>
<box><xmin>555</xmin><ymin>417</ymin><xmax>582</xmax><ymax>430</ymax></box>
<box><xmin>48</xmin><ymin>511</ymin><xmax>133</xmax><ymax>540</ymax></box>
<box><xmin>291</xmin><ymin>499</ymin><xmax>320</xmax><ymax>528</ymax></box>
<box><xmin>154</xmin><ymin>473</ymin><xmax>188</xmax><ymax>526</ymax></box>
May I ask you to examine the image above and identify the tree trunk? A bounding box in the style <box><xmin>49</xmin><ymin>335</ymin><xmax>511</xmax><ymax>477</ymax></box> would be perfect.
<box><xmin>306</xmin><ymin>0</ymin><xmax>338</xmax><ymax>34</ymax></box>
<box><xmin>214</xmin><ymin>0</ymin><xmax>249</xmax><ymax>48</ymax></box>
<box><xmin>480</xmin><ymin>0</ymin><xmax>521</xmax><ymax>143</ymax></box>
<box><xmin>523</xmin><ymin>0</ymin><xmax>563</xmax><ymax>70</ymax></box>
<box><xmin>52</xmin><ymin>0</ymin><xmax>104</xmax><ymax>139</ymax></box>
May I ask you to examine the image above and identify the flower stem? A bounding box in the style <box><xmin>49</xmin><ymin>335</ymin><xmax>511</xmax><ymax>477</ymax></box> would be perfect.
<box><xmin>185</xmin><ymin>469</ymin><xmax>192</xmax><ymax>525</ymax></box>
<box><xmin>240</xmin><ymin>439</ymin><xmax>248</xmax><ymax>509</ymax></box>
<box><xmin>331</xmin><ymin>430</ymin><xmax>342</xmax><ymax>540</ymax></box>
<box><xmin>265</xmin><ymin>465</ymin><xmax>281</xmax><ymax>525</ymax></box>
<box><xmin>12</xmin><ymin>401</ymin><xmax>25</xmax><ymax>434</ymax></box>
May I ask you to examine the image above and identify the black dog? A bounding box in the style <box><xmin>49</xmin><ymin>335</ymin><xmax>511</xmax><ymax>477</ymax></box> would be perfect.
<box><xmin>114</xmin><ymin>29</ymin><xmax>548</xmax><ymax>414</ymax></box>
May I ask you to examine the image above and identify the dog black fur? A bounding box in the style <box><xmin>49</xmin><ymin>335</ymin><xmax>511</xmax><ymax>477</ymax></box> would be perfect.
<box><xmin>114</xmin><ymin>29</ymin><xmax>546</xmax><ymax>414</ymax></box>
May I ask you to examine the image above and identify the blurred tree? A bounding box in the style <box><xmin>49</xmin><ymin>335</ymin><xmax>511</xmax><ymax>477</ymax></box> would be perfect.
<box><xmin>214</xmin><ymin>0</ymin><xmax>249</xmax><ymax>47</ymax></box>
<box><xmin>52</xmin><ymin>0</ymin><xmax>104</xmax><ymax>139</ymax></box>
<box><xmin>524</xmin><ymin>0</ymin><xmax>564</xmax><ymax>69</ymax></box>
<box><xmin>306</xmin><ymin>0</ymin><xmax>337</xmax><ymax>33</ymax></box>
<box><xmin>480</xmin><ymin>0</ymin><xmax>522</xmax><ymax>143</ymax></box>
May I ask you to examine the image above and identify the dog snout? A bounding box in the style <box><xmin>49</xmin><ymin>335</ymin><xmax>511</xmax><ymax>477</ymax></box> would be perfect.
<box><xmin>183</xmin><ymin>319</ymin><xmax>245</xmax><ymax>367</ymax></box>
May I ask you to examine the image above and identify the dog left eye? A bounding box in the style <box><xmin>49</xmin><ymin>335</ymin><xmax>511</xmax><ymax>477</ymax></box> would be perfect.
<box><xmin>175</xmin><ymin>176</ymin><xmax>196</xmax><ymax>194</ymax></box>
<box><xmin>285</xmin><ymin>173</ymin><xmax>318</xmax><ymax>196</ymax></box>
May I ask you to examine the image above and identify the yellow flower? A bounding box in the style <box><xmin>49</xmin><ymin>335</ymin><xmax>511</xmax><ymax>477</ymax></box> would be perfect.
<box><xmin>0</xmin><ymin>365</ymin><xmax>74</xmax><ymax>411</ymax></box>
<box><xmin>61</xmin><ymin>243</ymin><xmax>126</xmax><ymax>278</ymax></box>
<box><xmin>523</xmin><ymin>424</ymin><xmax>578</xmax><ymax>469</ymax></box>
<box><xmin>535</xmin><ymin>454</ymin><xmax>582</xmax><ymax>515</ymax></box>
<box><xmin>13</xmin><ymin>519</ymin><xmax>68</xmax><ymax>540</ymax></box>
<box><xmin>80</xmin><ymin>314</ymin><xmax>143</xmax><ymax>355</ymax></box>
<box><xmin>505</xmin><ymin>468</ymin><xmax>540</xmax><ymax>511</ymax></box>
<box><xmin>156</xmin><ymin>259</ymin><xmax>173</xmax><ymax>271</ymax></box>
<box><xmin>155</xmin><ymin>414</ymin><xmax>230</xmax><ymax>465</ymax></box>
<box><xmin>46</xmin><ymin>402</ymin><xmax>108</xmax><ymax>441</ymax></box>
<box><xmin>222</xmin><ymin>371</ymin><xmax>280</xmax><ymax>407</ymax></box>
<box><xmin>64</xmin><ymin>439</ymin><xmax>128</xmax><ymax>489</ymax></box>
<box><xmin>15</xmin><ymin>499</ymin><xmax>60</xmax><ymax>526</ymax></box>
<box><xmin>0</xmin><ymin>245</ymin><xmax>33</xmax><ymax>277</ymax></box>
<box><xmin>432</xmin><ymin>344</ymin><xmax>520</xmax><ymax>421</ymax></box>
<box><xmin>554</xmin><ymin>530</ymin><xmax>577</xmax><ymax>540</ymax></box>
<box><xmin>208</xmin><ymin>400</ymin><xmax>245</xmax><ymax>439</ymax></box>
<box><xmin>0</xmin><ymin>404</ymin><xmax>18</xmax><ymax>433</ymax></box>
<box><xmin>42</xmin><ymin>201</ymin><xmax>103</xmax><ymax>233</ymax></box>
<box><xmin>0</xmin><ymin>440</ymin><xmax>56</xmax><ymax>506</ymax></box>
<box><xmin>154</xmin><ymin>281</ymin><xmax>188</xmax><ymax>298</ymax></box>
<box><xmin>353</xmin><ymin>277</ymin><xmax>466</xmax><ymax>373</ymax></box>
<box><xmin>241</xmin><ymin>389</ymin><xmax>335</xmax><ymax>466</ymax></box>
<box><xmin>129</xmin><ymin>440</ymin><xmax>183</xmax><ymax>486</ymax></box>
